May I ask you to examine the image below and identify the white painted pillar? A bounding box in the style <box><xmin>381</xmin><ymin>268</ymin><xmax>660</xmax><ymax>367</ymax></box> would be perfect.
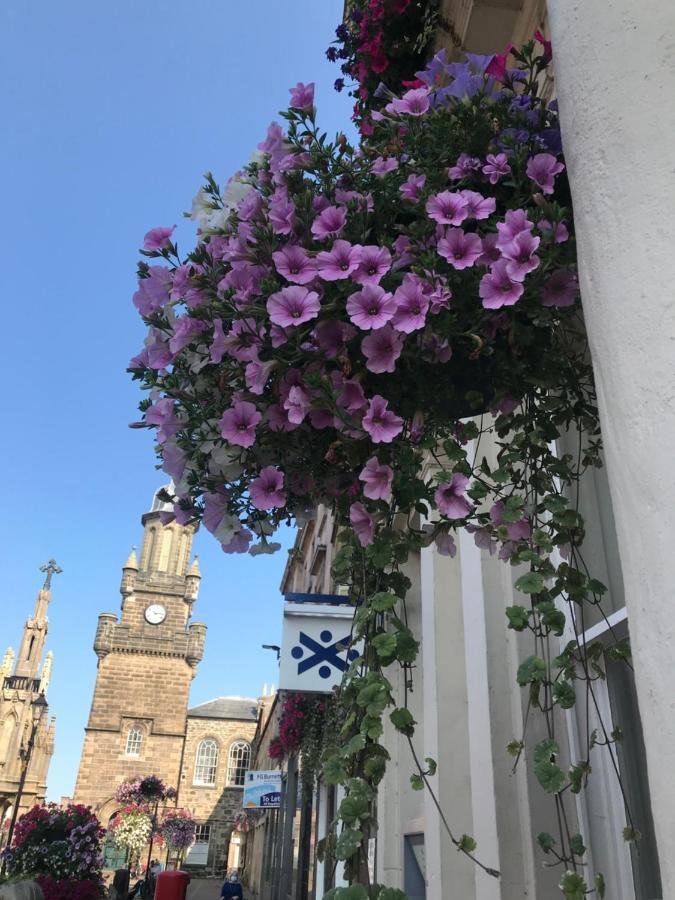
<box><xmin>548</xmin><ymin>1</ymin><xmax>675</xmax><ymax>889</ymax></box>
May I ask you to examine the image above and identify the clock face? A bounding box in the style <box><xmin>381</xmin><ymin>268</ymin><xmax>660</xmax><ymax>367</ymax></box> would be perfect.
<box><xmin>144</xmin><ymin>604</ymin><xmax>166</xmax><ymax>625</ymax></box>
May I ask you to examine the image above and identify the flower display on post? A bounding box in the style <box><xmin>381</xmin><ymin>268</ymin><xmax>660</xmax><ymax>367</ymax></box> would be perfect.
<box><xmin>158</xmin><ymin>809</ymin><xmax>196</xmax><ymax>865</ymax></box>
<box><xmin>129</xmin><ymin>36</ymin><xmax>626</xmax><ymax>899</ymax></box>
<box><xmin>108</xmin><ymin>805</ymin><xmax>153</xmax><ymax>867</ymax></box>
<box><xmin>1</xmin><ymin>804</ymin><xmax>104</xmax><ymax>900</ymax></box>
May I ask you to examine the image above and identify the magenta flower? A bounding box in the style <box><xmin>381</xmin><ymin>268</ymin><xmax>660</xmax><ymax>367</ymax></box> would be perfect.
<box><xmin>267</xmin><ymin>286</ymin><xmax>320</xmax><ymax>327</ymax></box>
<box><xmin>459</xmin><ymin>190</ymin><xmax>496</xmax><ymax>220</ymax></box>
<box><xmin>361</xmin><ymin>324</ymin><xmax>404</xmax><ymax>372</ymax></box>
<box><xmin>352</xmin><ymin>245</ymin><xmax>392</xmax><ymax>285</ymax></box>
<box><xmin>210</xmin><ymin>319</ymin><xmax>226</xmax><ymax>363</ymax></box>
<box><xmin>495</xmin><ymin>209</ymin><xmax>534</xmax><ymax>250</ymax></box>
<box><xmin>245</xmin><ymin>359</ymin><xmax>275</xmax><ymax>394</ymax></box>
<box><xmin>477</xmin><ymin>233</ymin><xmax>501</xmax><ymax>267</ymax></box>
<box><xmin>435</xmin><ymin>474</ymin><xmax>472</xmax><ymax>519</ymax></box>
<box><xmin>485</xmin><ymin>52</ymin><xmax>508</xmax><ymax>82</ymax></box>
<box><xmin>250</xmin><ymin>466</ymin><xmax>286</xmax><ymax>510</ymax></box>
<box><xmin>146</xmin><ymin>398</ymin><xmax>180</xmax><ymax>443</ymax></box>
<box><xmin>526</xmin><ymin>153</ymin><xmax>565</xmax><ymax>194</ymax></box>
<box><xmin>311</xmin><ymin>205</ymin><xmax>347</xmax><ymax>240</ymax></box>
<box><xmin>284</xmin><ymin>385</ymin><xmax>311</xmax><ymax>424</ymax></box>
<box><xmin>272</xmin><ymin>245</ymin><xmax>318</xmax><ymax>284</ymax></box>
<box><xmin>362</xmin><ymin>395</ymin><xmax>404</xmax><ymax>443</ymax></box>
<box><xmin>447</xmin><ymin>153</ymin><xmax>481</xmax><ymax>180</ymax></box>
<box><xmin>223</xmin><ymin>318</ymin><xmax>265</xmax><ymax>362</ymax></box>
<box><xmin>317</xmin><ymin>240</ymin><xmax>363</xmax><ymax>281</ymax></box>
<box><xmin>359</xmin><ymin>456</ymin><xmax>394</xmax><ymax>501</ymax></box>
<box><xmin>350</xmin><ymin>502</ymin><xmax>375</xmax><ymax>547</ymax></box>
<box><xmin>289</xmin><ymin>81</ymin><xmax>315</xmax><ymax>110</ymax></box>
<box><xmin>501</xmin><ymin>231</ymin><xmax>541</xmax><ymax>280</ymax></box>
<box><xmin>425</xmin><ymin>191</ymin><xmax>468</xmax><ymax>225</ymax></box>
<box><xmin>169</xmin><ymin>316</ymin><xmax>208</xmax><ymax>354</ymax></box>
<box><xmin>347</xmin><ymin>284</ymin><xmax>397</xmax><ymax>330</ymax></box>
<box><xmin>269</xmin><ymin>194</ymin><xmax>296</xmax><ymax>235</ymax></box>
<box><xmin>479</xmin><ymin>260</ymin><xmax>525</xmax><ymax>309</ymax></box>
<box><xmin>534</xmin><ymin>29</ymin><xmax>552</xmax><ymax>63</ymax></box>
<box><xmin>371</xmin><ymin>156</ymin><xmax>399</xmax><ymax>176</ymax></box>
<box><xmin>388</xmin><ymin>87</ymin><xmax>430</xmax><ymax>116</ymax></box>
<box><xmin>542</xmin><ymin>269</ymin><xmax>578</xmax><ymax>307</ymax></box>
<box><xmin>313</xmin><ymin>319</ymin><xmax>356</xmax><ymax>358</ymax></box>
<box><xmin>482</xmin><ymin>153</ymin><xmax>511</xmax><ymax>185</ymax></box>
<box><xmin>392</xmin><ymin>277</ymin><xmax>430</xmax><ymax>333</ymax></box>
<box><xmin>143</xmin><ymin>225</ymin><xmax>175</xmax><ymax>251</ymax></box>
<box><xmin>437</xmin><ymin>227</ymin><xmax>483</xmax><ymax>270</ymax></box>
<box><xmin>133</xmin><ymin>266</ymin><xmax>172</xmax><ymax>316</ymax></box>
<box><xmin>399</xmin><ymin>173</ymin><xmax>426</xmax><ymax>202</ymax></box>
<box><xmin>219</xmin><ymin>400</ymin><xmax>262</xmax><ymax>448</ymax></box>
<box><xmin>337</xmin><ymin>378</ymin><xmax>366</xmax><ymax>412</ymax></box>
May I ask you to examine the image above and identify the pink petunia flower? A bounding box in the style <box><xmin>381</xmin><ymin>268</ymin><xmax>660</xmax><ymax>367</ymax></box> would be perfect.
<box><xmin>371</xmin><ymin>156</ymin><xmax>399</xmax><ymax>176</ymax></box>
<box><xmin>459</xmin><ymin>190</ymin><xmax>496</xmax><ymax>220</ymax></box>
<box><xmin>500</xmin><ymin>231</ymin><xmax>541</xmax><ymax>280</ymax></box>
<box><xmin>391</xmin><ymin>276</ymin><xmax>430</xmax><ymax>333</ymax></box>
<box><xmin>143</xmin><ymin>225</ymin><xmax>175</xmax><ymax>251</ymax></box>
<box><xmin>387</xmin><ymin>87</ymin><xmax>430</xmax><ymax>116</ymax></box>
<box><xmin>399</xmin><ymin>173</ymin><xmax>426</xmax><ymax>202</ymax></box>
<box><xmin>495</xmin><ymin>209</ymin><xmax>534</xmax><ymax>251</ymax></box>
<box><xmin>316</xmin><ymin>240</ymin><xmax>363</xmax><ymax>281</ymax></box>
<box><xmin>447</xmin><ymin>153</ymin><xmax>481</xmax><ymax>180</ymax></box>
<box><xmin>312</xmin><ymin>319</ymin><xmax>356</xmax><ymax>358</ymax></box>
<box><xmin>489</xmin><ymin>501</ymin><xmax>531</xmax><ymax>541</ymax></box>
<box><xmin>361</xmin><ymin>324</ymin><xmax>404</xmax><ymax>373</ymax></box>
<box><xmin>219</xmin><ymin>400</ymin><xmax>262</xmax><ymax>448</ymax></box>
<box><xmin>284</xmin><ymin>385</ymin><xmax>311</xmax><ymax>424</ymax></box>
<box><xmin>362</xmin><ymin>395</ymin><xmax>404</xmax><ymax>443</ymax></box>
<box><xmin>289</xmin><ymin>81</ymin><xmax>315</xmax><ymax>110</ymax></box>
<box><xmin>425</xmin><ymin>191</ymin><xmax>469</xmax><ymax>226</ymax></box>
<box><xmin>482</xmin><ymin>153</ymin><xmax>511</xmax><ymax>185</ymax></box>
<box><xmin>538</xmin><ymin>219</ymin><xmax>569</xmax><ymax>244</ymax></box>
<box><xmin>222</xmin><ymin>318</ymin><xmax>266</xmax><ymax>362</ymax></box>
<box><xmin>359</xmin><ymin>456</ymin><xmax>394</xmax><ymax>501</ymax></box>
<box><xmin>347</xmin><ymin>284</ymin><xmax>397</xmax><ymax>330</ymax></box>
<box><xmin>479</xmin><ymin>260</ymin><xmax>525</xmax><ymax>309</ymax></box>
<box><xmin>311</xmin><ymin>205</ymin><xmax>347</xmax><ymax>240</ymax></box>
<box><xmin>133</xmin><ymin>266</ymin><xmax>172</xmax><ymax>316</ymax></box>
<box><xmin>272</xmin><ymin>245</ymin><xmax>318</xmax><ymax>285</ymax></box>
<box><xmin>245</xmin><ymin>359</ymin><xmax>275</xmax><ymax>394</ymax></box>
<box><xmin>352</xmin><ymin>245</ymin><xmax>392</xmax><ymax>285</ymax></box>
<box><xmin>210</xmin><ymin>319</ymin><xmax>227</xmax><ymax>363</ymax></box>
<box><xmin>350</xmin><ymin>502</ymin><xmax>375</xmax><ymax>547</ymax></box>
<box><xmin>267</xmin><ymin>286</ymin><xmax>321</xmax><ymax>327</ymax></box>
<box><xmin>146</xmin><ymin>398</ymin><xmax>181</xmax><ymax>443</ymax></box>
<box><xmin>269</xmin><ymin>194</ymin><xmax>296</xmax><ymax>235</ymax></box>
<box><xmin>542</xmin><ymin>269</ymin><xmax>578</xmax><ymax>307</ymax></box>
<box><xmin>437</xmin><ymin>228</ymin><xmax>483</xmax><ymax>270</ymax></box>
<box><xmin>526</xmin><ymin>153</ymin><xmax>565</xmax><ymax>194</ymax></box>
<box><xmin>435</xmin><ymin>474</ymin><xmax>472</xmax><ymax>519</ymax></box>
<box><xmin>435</xmin><ymin>531</ymin><xmax>457</xmax><ymax>557</ymax></box>
<box><xmin>337</xmin><ymin>378</ymin><xmax>366</xmax><ymax>412</ymax></box>
<box><xmin>222</xmin><ymin>528</ymin><xmax>253</xmax><ymax>554</ymax></box>
<box><xmin>250</xmin><ymin>466</ymin><xmax>286</xmax><ymax>510</ymax></box>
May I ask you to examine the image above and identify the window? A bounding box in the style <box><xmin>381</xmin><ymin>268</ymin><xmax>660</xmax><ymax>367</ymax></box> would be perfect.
<box><xmin>194</xmin><ymin>824</ymin><xmax>211</xmax><ymax>843</ymax></box>
<box><xmin>227</xmin><ymin>740</ymin><xmax>251</xmax><ymax>787</ymax></box>
<box><xmin>125</xmin><ymin>727</ymin><xmax>142</xmax><ymax>757</ymax></box>
<box><xmin>194</xmin><ymin>739</ymin><xmax>219</xmax><ymax>785</ymax></box>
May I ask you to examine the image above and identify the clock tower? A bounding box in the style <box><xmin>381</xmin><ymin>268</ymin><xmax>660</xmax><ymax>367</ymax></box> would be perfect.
<box><xmin>73</xmin><ymin>488</ymin><xmax>207</xmax><ymax>818</ymax></box>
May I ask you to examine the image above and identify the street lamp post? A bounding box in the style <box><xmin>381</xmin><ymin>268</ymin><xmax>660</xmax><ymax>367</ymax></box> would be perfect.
<box><xmin>0</xmin><ymin>693</ymin><xmax>49</xmax><ymax>877</ymax></box>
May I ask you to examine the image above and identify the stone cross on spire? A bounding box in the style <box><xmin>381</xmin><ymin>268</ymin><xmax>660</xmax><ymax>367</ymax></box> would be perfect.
<box><xmin>40</xmin><ymin>559</ymin><xmax>62</xmax><ymax>590</ymax></box>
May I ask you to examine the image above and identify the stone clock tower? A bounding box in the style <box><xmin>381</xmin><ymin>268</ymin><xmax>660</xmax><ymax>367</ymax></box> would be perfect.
<box><xmin>73</xmin><ymin>489</ymin><xmax>206</xmax><ymax>819</ymax></box>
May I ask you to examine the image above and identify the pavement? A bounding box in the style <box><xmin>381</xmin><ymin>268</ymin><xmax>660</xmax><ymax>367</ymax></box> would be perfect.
<box><xmin>187</xmin><ymin>878</ymin><xmax>258</xmax><ymax>900</ymax></box>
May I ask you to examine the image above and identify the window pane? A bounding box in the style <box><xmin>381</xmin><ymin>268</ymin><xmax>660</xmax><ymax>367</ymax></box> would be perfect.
<box><xmin>227</xmin><ymin>741</ymin><xmax>251</xmax><ymax>786</ymax></box>
<box><xmin>194</xmin><ymin>740</ymin><xmax>219</xmax><ymax>785</ymax></box>
<box><xmin>125</xmin><ymin>728</ymin><xmax>142</xmax><ymax>756</ymax></box>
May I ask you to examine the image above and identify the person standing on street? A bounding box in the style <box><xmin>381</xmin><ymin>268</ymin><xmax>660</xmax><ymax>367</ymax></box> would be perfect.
<box><xmin>220</xmin><ymin>871</ymin><xmax>243</xmax><ymax>900</ymax></box>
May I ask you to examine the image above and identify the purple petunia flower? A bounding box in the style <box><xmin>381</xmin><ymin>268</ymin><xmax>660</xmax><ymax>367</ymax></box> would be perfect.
<box><xmin>350</xmin><ymin>502</ymin><xmax>375</xmax><ymax>547</ymax></box>
<box><xmin>359</xmin><ymin>456</ymin><xmax>394</xmax><ymax>501</ymax></box>
<box><xmin>526</xmin><ymin>152</ymin><xmax>564</xmax><ymax>194</ymax></box>
<box><xmin>459</xmin><ymin>190</ymin><xmax>496</xmax><ymax>220</ymax></box>
<box><xmin>317</xmin><ymin>240</ymin><xmax>362</xmax><ymax>281</ymax></box>
<box><xmin>362</xmin><ymin>395</ymin><xmax>404</xmax><ymax>443</ymax></box>
<box><xmin>435</xmin><ymin>531</ymin><xmax>457</xmax><ymax>556</ymax></box>
<box><xmin>145</xmin><ymin>398</ymin><xmax>180</xmax><ymax>443</ymax></box>
<box><xmin>269</xmin><ymin>193</ymin><xmax>296</xmax><ymax>235</ymax></box>
<box><xmin>399</xmin><ymin>173</ymin><xmax>426</xmax><ymax>201</ymax></box>
<box><xmin>347</xmin><ymin>284</ymin><xmax>397</xmax><ymax>330</ymax></box>
<box><xmin>250</xmin><ymin>466</ymin><xmax>286</xmax><ymax>510</ymax></box>
<box><xmin>143</xmin><ymin>225</ymin><xmax>175</xmax><ymax>251</ymax></box>
<box><xmin>371</xmin><ymin>156</ymin><xmax>399</xmax><ymax>176</ymax></box>
<box><xmin>425</xmin><ymin>190</ymin><xmax>469</xmax><ymax>225</ymax></box>
<box><xmin>482</xmin><ymin>153</ymin><xmax>511</xmax><ymax>184</ymax></box>
<box><xmin>311</xmin><ymin>204</ymin><xmax>347</xmax><ymax>240</ymax></box>
<box><xmin>352</xmin><ymin>244</ymin><xmax>392</xmax><ymax>285</ymax></box>
<box><xmin>500</xmin><ymin>230</ymin><xmax>541</xmax><ymax>280</ymax></box>
<box><xmin>312</xmin><ymin>319</ymin><xmax>356</xmax><ymax>358</ymax></box>
<box><xmin>289</xmin><ymin>81</ymin><xmax>315</xmax><ymax>110</ymax></box>
<box><xmin>437</xmin><ymin>227</ymin><xmax>483</xmax><ymax>270</ymax></box>
<box><xmin>538</xmin><ymin>219</ymin><xmax>569</xmax><ymax>244</ymax></box>
<box><xmin>272</xmin><ymin>245</ymin><xmax>318</xmax><ymax>284</ymax></box>
<box><xmin>169</xmin><ymin>316</ymin><xmax>208</xmax><ymax>355</ymax></box>
<box><xmin>477</xmin><ymin>233</ymin><xmax>501</xmax><ymax>267</ymax></box>
<box><xmin>219</xmin><ymin>400</ymin><xmax>262</xmax><ymax>448</ymax></box>
<box><xmin>392</xmin><ymin>276</ymin><xmax>430</xmax><ymax>333</ymax></box>
<box><xmin>361</xmin><ymin>324</ymin><xmax>404</xmax><ymax>373</ymax></box>
<box><xmin>542</xmin><ymin>269</ymin><xmax>578</xmax><ymax>307</ymax></box>
<box><xmin>387</xmin><ymin>87</ymin><xmax>430</xmax><ymax>116</ymax></box>
<box><xmin>495</xmin><ymin>209</ymin><xmax>534</xmax><ymax>250</ymax></box>
<box><xmin>337</xmin><ymin>378</ymin><xmax>366</xmax><ymax>412</ymax></box>
<box><xmin>447</xmin><ymin>153</ymin><xmax>482</xmax><ymax>180</ymax></box>
<box><xmin>284</xmin><ymin>385</ymin><xmax>311</xmax><ymax>424</ymax></box>
<box><xmin>479</xmin><ymin>260</ymin><xmax>525</xmax><ymax>309</ymax></box>
<box><xmin>435</xmin><ymin>473</ymin><xmax>472</xmax><ymax>519</ymax></box>
<box><xmin>133</xmin><ymin>266</ymin><xmax>172</xmax><ymax>316</ymax></box>
<box><xmin>267</xmin><ymin>286</ymin><xmax>320</xmax><ymax>327</ymax></box>
<box><xmin>245</xmin><ymin>359</ymin><xmax>275</xmax><ymax>394</ymax></box>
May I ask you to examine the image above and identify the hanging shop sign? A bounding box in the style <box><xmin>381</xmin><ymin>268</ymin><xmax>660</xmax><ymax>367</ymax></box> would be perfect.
<box><xmin>242</xmin><ymin>770</ymin><xmax>282</xmax><ymax>809</ymax></box>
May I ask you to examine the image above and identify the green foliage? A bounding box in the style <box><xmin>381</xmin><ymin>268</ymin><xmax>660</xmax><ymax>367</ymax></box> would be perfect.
<box><xmin>553</xmin><ymin>680</ymin><xmax>576</xmax><ymax>709</ymax></box>
<box><xmin>559</xmin><ymin>871</ymin><xmax>588</xmax><ymax>900</ymax></box>
<box><xmin>517</xmin><ymin>655</ymin><xmax>547</xmax><ymax>686</ymax></box>
<box><xmin>569</xmin><ymin>833</ymin><xmax>586</xmax><ymax>856</ymax></box>
<box><xmin>389</xmin><ymin>707</ymin><xmax>416</xmax><ymax>736</ymax></box>
<box><xmin>506</xmin><ymin>605</ymin><xmax>530</xmax><ymax>631</ymax></box>
<box><xmin>533</xmin><ymin>740</ymin><xmax>566</xmax><ymax>794</ymax></box>
<box><xmin>594</xmin><ymin>873</ymin><xmax>606</xmax><ymax>898</ymax></box>
<box><xmin>515</xmin><ymin>572</ymin><xmax>545</xmax><ymax>594</ymax></box>
<box><xmin>537</xmin><ymin>832</ymin><xmax>556</xmax><ymax>853</ymax></box>
<box><xmin>623</xmin><ymin>826</ymin><xmax>642</xmax><ymax>843</ymax></box>
<box><xmin>335</xmin><ymin>827</ymin><xmax>363</xmax><ymax>860</ymax></box>
<box><xmin>457</xmin><ymin>834</ymin><xmax>477</xmax><ymax>853</ymax></box>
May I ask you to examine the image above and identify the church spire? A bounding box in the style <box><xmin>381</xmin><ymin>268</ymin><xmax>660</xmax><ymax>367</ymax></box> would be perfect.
<box><xmin>1</xmin><ymin>647</ymin><xmax>14</xmax><ymax>681</ymax></box>
<box><xmin>14</xmin><ymin>560</ymin><xmax>61</xmax><ymax>679</ymax></box>
<box><xmin>39</xmin><ymin>651</ymin><xmax>53</xmax><ymax>695</ymax></box>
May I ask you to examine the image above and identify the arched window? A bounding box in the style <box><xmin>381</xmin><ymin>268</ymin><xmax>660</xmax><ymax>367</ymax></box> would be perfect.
<box><xmin>125</xmin><ymin>727</ymin><xmax>142</xmax><ymax>757</ymax></box>
<box><xmin>226</xmin><ymin>741</ymin><xmax>251</xmax><ymax>787</ymax></box>
<box><xmin>194</xmin><ymin>739</ymin><xmax>219</xmax><ymax>785</ymax></box>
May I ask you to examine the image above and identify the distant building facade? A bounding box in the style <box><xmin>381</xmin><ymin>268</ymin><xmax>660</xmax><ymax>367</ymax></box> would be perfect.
<box><xmin>73</xmin><ymin>490</ymin><xmax>258</xmax><ymax>873</ymax></box>
<box><xmin>0</xmin><ymin>565</ymin><xmax>58</xmax><ymax>840</ymax></box>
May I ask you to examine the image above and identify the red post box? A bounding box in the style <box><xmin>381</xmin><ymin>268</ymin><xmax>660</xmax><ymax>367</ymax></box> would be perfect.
<box><xmin>155</xmin><ymin>870</ymin><xmax>191</xmax><ymax>900</ymax></box>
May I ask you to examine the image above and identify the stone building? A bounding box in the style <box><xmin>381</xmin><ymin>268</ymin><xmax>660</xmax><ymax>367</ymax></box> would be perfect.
<box><xmin>0</xmin><ymin>563</ymin><xmax>58</xmax><ymax>838</ymax></box>
<box><xmin>73</xmin><ymin>489</ymin><xmax>258</xmax><ymax>873</ymax></box>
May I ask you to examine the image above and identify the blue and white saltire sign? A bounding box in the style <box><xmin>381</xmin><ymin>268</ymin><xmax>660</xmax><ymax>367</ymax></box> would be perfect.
<box><xmin>242</xmin><ymin>769</ymin><xmax>282</xmax><ymax>808</ymax></box>
<box><xmin>279</xmin><ymin>601</ymin><xmax>361</xmax><ymax>692</ymax></box>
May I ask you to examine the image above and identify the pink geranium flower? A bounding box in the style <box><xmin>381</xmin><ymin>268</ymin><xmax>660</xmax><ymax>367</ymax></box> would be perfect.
<box><xmin>219</xmin><ymin>400</ymin><xmax>262</xmax><ymax>448</ymax></box>
<box><xmin>350</xmin><ymin>502</ymin><xmax>375</xmax><ymax>547</ymax></box>
<box><xmin>425</xmin><ymin>191</ymin><xmax>468</xmax><ymax>226</ymax></box>
<box><xmin>359</xmin><ymin>456</ymin><xmax>394</xmax><ymax>501</ymax></box>
<box><xmin>435</xmin><ymin>474</ymin><xmax>472</xmax><ymax>519</ymax></box>
<box><xmin>459</xmin><ymin>191</ymin><xmax>496</xmax><ymax>220</ymax></box>
<box><xmin>437</xmin><ymin>228</ymin><xmax>483</xmax><ymax>270</ymax></box>
<box><xmin>361</xmin><ymin>324</ymin><xmax>404</xmax><ymax>373</ymax></box>
<box><xmin>347</xmin><ymin>284</ymin><xmax>397</xmax><ymax>330</ymax></box>
<box><xmin>250</xmin><ymin>466</ymin><xmax>286</xmax><ymax>510</ymax></box>
<box><xmin>311</xmin><ymin>205</ymin><xmax>347</xmax><ymax>240</ymax></box>
<box><xmin>526</xmin><ymin>153</ymin><xmax>565</xmax><ymax>194</ymax></box>
<box><xmin>317</xmin><ymin>240</ymin><xmax>362</xmax><ymax>281</ymax></box>
<box><xmin>392</xmin><ymin>276</ymin><xmax>430</xmax><ymax>333</ymax></box>
<box><xmin>352</xmin><ymin>245</ymin><xmax>392</xmax><ymax>285</ymax></box>
<box><xmin>362</xmin><ymin>395</ymin><xmax>404</xmax><ymax>443</ymax></box>
<box><xmin>272</xmin><ymin>245</ymin><xmax>318</xmax><ymax>285</ymax></box>
<box><xmin>479</xmin><ymin>260</ymin><xmax>525</xmax><ymax>309</ymax></box>
<box><xmin>143</xmin><ymin>225</ymin><xmax>175</xmax><ymax>251</ymax></box>
<box><xmin>267</xmin><ymin>286</ymin><xmax>320</xmax><ymax>327</ymax></box>
<box><xmin>482</xmin><ymin>153</ymin><xmax>511</xmax><ymax>184</ymax></box>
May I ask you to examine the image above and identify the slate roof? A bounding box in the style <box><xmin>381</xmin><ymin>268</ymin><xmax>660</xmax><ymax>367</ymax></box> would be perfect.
<box><xmin>188</xmin><ymin>696</ymin><xmax>258</xmax><ymax>722</ymax></box>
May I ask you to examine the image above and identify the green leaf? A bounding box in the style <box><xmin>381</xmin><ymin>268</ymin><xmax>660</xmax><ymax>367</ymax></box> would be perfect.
<box><xmin>323</xmin><ymin>754</ymin><xmax>347</xmax><ymax>785</ymax></box>
<box><xmin>395</xmin><ymin>628</ymin><xmax>420</xmax><ymax>663</ymax></box>
<box><xmin>595</xmin><ymin>873</ymin><xmax>606</xmax><ymax>898</ymax></box>
<box><xmin>410</xmin><ymin>773</ymin><xmax>424</xmax><ymax>791</ymax></box>
<box><xmin>517</xmin><ymin>655</ymin><xmax>546</xmax><ymax>686</ymax></box>
<box><xmin>343</xmin><ymin>734</ymin><xmax>367</xmax><ymax>756</ymax></box>
<box><xmin>537</xmin><ymin>832</ymin><xmax>556</xmax><ymax>853</ymax></box>
<box><xmin>506</xmin><ymin>605</ymin><xmax>530</xmax><ymax>631</ymax></box>
<box><xmin>375</xmin><ymin>889</ymin><xmax>407</xmax><ymax>900</ymax></box>
<box><xmin>369</xmin><ymin>592</ymin><xmax>397</xmax><ymax>611</ymax></box>
<box><xmin>457</xmin><ymin>834</ymin><xmax>477</xmax><ymax>853</ymax></box>
<box><xmin>623</xmin><ymin>826</ymin><xmax>642</xmax><ymax>843</ymax></box>
<box><xmin>515</xmin><ymin>571</ymin><xmax>545</xmax><ymax>594</ymax></box>
<box><xmin>559</xmin><ymin>871</ymin><xmax>587</xmax><ymax>900</ymax></box>
<box><xmin>507</xmin><ymin>739</ymin><xmax>523</xmax><ymax>757</ymax></box>
<box><xmin>569</xmin><ymin>833</ymin><xmax>586</xmax><ymax>856</ymax></box>
<box><xmin>568</xmin><ymin>761</ymin><xmax>591</xmax><ymax>794</ymax></box>
<box><xmin>335</xmin><ymin>827</ymin><xmax>363</xmax><ymax>860</ymax></box>
<box><xmin>324</xmin><ymin>886</ymin><xmax>369</xmax><ymax>900</ymax></box>
<box><xmin>390</xmin><ymin>707</ymin><xmax>416</xmax><ymax>736</ymax></box>
<box><xmin>538</xmin><ymin>600</ymin><xmax>566</xmax><ymax>636</ymax></box>
<box><xmin>371</xmin><ymin>633</ymin><xmax>397</xmax><ymax>659</ymax></box>
<box><xmin>533</xmin><ymin>739</ymin><xmax>565</xmax><ymax>794</ymax></box>
<box><xmin>339</xmin><ymin>793</ymin><xmax>369</xmax><ymax>825</ymax></box>
<box><xmin>424</xmin><ymin>757</ymin><xmax>437</xmax><ymax>776</ymax></box>
<box><xmin>553</xmin><ymin>680</ymin><xmax>576</xmax><ymax>709</ymax></box>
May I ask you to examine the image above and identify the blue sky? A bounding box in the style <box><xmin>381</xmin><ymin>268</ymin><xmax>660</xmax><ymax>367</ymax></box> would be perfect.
<box><xmin>0</xmin><ymin>0</ymin><xmax>353</xmax><ymax>802</ymax></box>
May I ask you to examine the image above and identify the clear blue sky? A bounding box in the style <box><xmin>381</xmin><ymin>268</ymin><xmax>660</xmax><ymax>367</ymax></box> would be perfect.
<box><xmin>0</xmin><ymin>0</ymin><xmax>353</xmax><ymax>802</ymax></box>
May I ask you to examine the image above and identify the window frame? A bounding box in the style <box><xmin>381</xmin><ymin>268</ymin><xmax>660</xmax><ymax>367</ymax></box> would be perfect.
<box><xmin>125</xmin><ymin>727</ymin><xmax>143</xmax><ymax>757</ymax></box>
<box><xmin>226</xmin><ymin>740</ymin><xmax>251</xmax><ymax>787</ymax></box>
<box><xmin>193</xmin><ymin>738</ymin><xmax>219</xmax><ymax>786</ymax></box>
